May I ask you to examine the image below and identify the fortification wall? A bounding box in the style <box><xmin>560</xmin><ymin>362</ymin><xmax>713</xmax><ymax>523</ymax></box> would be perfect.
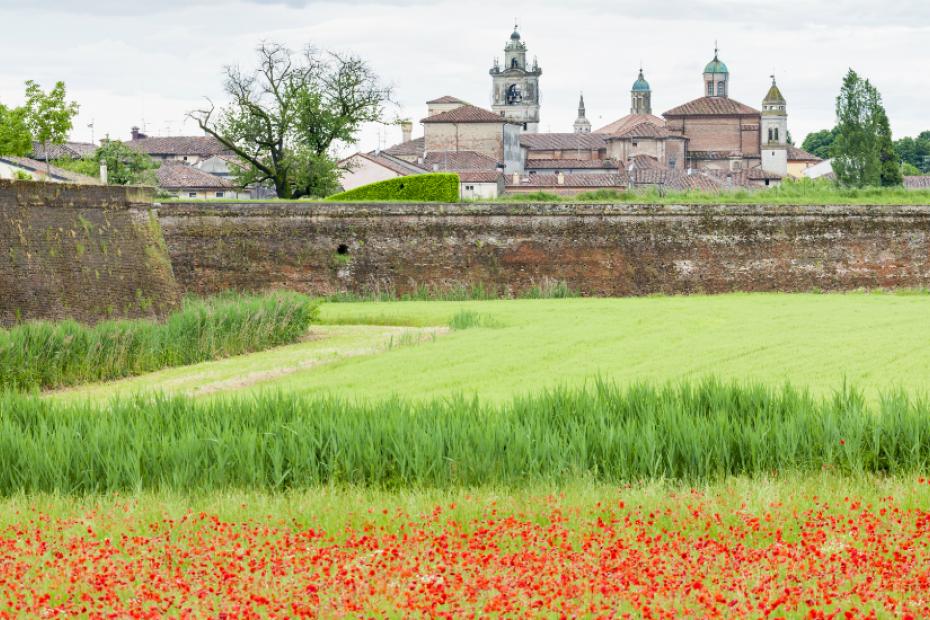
<box><xmin>158</xmin><ymin>202</ymin><xmax>930</xmax><ymax>297</ymax></box>
<box><xmin>0</xmin><ymin>181</ymin><xmax>180</xmax><ymax>326</ymax></box>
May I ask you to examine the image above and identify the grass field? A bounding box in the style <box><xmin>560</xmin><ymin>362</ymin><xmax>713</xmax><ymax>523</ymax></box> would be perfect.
<box><xmin>55</xmin><ymin>292</ymin><xmax>930</xmax><ymax>404</ymax></box>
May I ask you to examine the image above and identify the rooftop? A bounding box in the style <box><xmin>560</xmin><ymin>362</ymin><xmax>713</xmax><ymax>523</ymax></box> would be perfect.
<box><xmin>595</xmin><ymin>113</ymin><xmax>667</xmax><ymax>136</ymax></box>
<box><xmin>0</xmin><ymin>156</ymin><xmax>102</xmax><ymax>185</ymax></box>
<box><xmin>664</xmin><ymin>97</ymin><xmax>760</xmax><ymax>117</ymax></box>
<box><xmin>126</xmin><ymin>135</ymin><xmax>230</xmax><ymax>157</ymax></box>
<box><xmin>427</xmin><ymin>96</ymin><xmax>468</xmax><ymax>105</ymax></box>
<box><xmin>421</xmin><ymin>105</ymin><xmax>511</xmax><ymax>124</ymax></box>
<box><xmin>156</xmin><ymin>161</ymin><xmax>234</xmax><ymax>189</ymax></box>
<box><xmin>520</xmin><ymin>133</ymin><xmax>608</xmax><ymax>152</ymax></box>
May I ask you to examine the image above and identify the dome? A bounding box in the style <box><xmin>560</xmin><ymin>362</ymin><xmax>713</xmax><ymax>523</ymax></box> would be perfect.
<box><xmin>763</xmin><ymin>78</ymin><xmax>786</xmax><ymax>105</ymax></box>
<box><xmin>510</xmin><ymin>27</ymin><xmax>521</xmax><ymax>41</ymax></box>
<box><xmin>704</xmin><ymin>55</ymin><xmax>729</xmax><ymax>74</ymax></box>
<box><xmin>632</xmin><ymin>69</ymin><xmax>651</xmax><ymax>92</ymax></box>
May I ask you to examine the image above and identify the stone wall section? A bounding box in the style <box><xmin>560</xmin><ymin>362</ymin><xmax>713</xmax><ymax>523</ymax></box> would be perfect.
<box><xmin>0</xmin><ymin>180</ymin><xmax>180</xmax><ymax>326</ymax></box>
<box><xmin>159</xmin><ymin>202</ymin><xmax>930</xmax><ymax>298</ymax></box>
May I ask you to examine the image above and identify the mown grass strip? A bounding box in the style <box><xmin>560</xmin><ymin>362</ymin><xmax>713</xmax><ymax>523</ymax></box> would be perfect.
<box><xmin>1</xmin><ymin>379</ymin><xmax>928</xmax><ymax>494</ymax></box>
<box><xmin>0</xmin><ymin>292</ymin><xmax>319</xmax><ymax>391</ymax></box>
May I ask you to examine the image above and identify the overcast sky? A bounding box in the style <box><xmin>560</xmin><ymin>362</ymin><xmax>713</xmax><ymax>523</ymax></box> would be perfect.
<box><xmin>0</xmin><ymin>0</ymin><xmax>927</xmax><ymax>154</ymax></box>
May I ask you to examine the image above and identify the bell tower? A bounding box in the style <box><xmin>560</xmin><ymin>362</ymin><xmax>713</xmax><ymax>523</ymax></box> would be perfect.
<box><xmin>490</xmin><ymin>24</ymin><xmax>542</xmax><ymax>133</ymax></box>
<box><xmin>631</xmin><ymin>68</ymin><xmax>652</xmax><ymax>115</ymax></box>
<box><xmin>761</xmin><ymin>75</ymin><xmax>789</xmax><ymax>176</ymax></box>
<box><xmin>574</xmin><ymin>94</ymin><xmax>592</xmax><ymax>134</ymax></box>
<box><xmin>703</xmin><ymin>45</ymin><xmax>729</xmax><ymax>98</ymax></box>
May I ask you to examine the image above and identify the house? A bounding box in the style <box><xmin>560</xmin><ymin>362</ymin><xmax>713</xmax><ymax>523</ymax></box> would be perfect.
<box><xmin>421</xmin><ymin>104</ymin><xmax>523</xmax><ymax>173</ymax></box>
<box><xmin>338</xmin><ymin>152</ymin><xmax>423</xmax><ymax>191</ymax></box>
<box><xmin>155</xmin><ymin>161</ymin><xmax>247</xmax><ymax>199</ymax></box>
<box><xmin>30</xmin><ymin>141</ymin><xmax>97</xmax><ymax>161</ymax></box>
<box><xmin>803</xmin><ymin>159</ymin><xmax>835</xmax><ymax>180</ymax></box>
<box><xmin>506</xmin><ymin>172</ymin><xmax>627</xmax><ymax>196</ymax></box>
<box><xmin>786</xmin><ymin>146</ymin><xmax>823</xmax><ymax>178</ymax></box>
<box><xmin>126</xmin><ymin>127</ymin><xmax>229</xmax><ymax>165</ymax></box>
<box><xmin>0</xmin><ymin>156</ymin><xmax>101</xmax><ymax>185</ymax></box>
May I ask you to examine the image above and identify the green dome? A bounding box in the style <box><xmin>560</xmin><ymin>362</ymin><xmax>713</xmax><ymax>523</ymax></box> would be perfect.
<box><xmin>632</xmin><ymin>69</ymin><xmax>651</xmax><ymax>92</ymax></box>
<box><xmin>704</xmin><ymin>56</ymin><xmax>728</xmax><ymax>74</ymax></box>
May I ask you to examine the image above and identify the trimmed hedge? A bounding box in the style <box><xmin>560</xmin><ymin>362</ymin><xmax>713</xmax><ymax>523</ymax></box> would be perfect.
<box><xmin>328</xmin><ymin>173</ymin><xmax>460</xmax><ymax>202</ymax></box>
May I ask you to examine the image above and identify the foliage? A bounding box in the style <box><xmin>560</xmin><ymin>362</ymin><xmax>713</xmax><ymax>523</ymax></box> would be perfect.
<box><xmin>832</xmin><ymin>69</ymin><xmax>901</xmax><ymax>187</ymax></box>
<box><xmin>23</xmin><ymin>80</ymin><xmax>79</xmax><ymax>171</ymax></box>
<box><xmin>189</xmin><ymin>42</ymin><xmax>392</xmax><ymax>199</ymax></box>
<box><xmin>0</xmin><ymin>103</ymin><xmax>32</xmax><ymax>156</ymax></box>
<box><xmin>54</xmin><ymin>140</ymin><xmax>159</xmax><ymax>186</ymax></box>
<box><xmin>327</xmin><ymin>173</ymin><xmax>459</xmax><ymax>202</ymax></box>
<box><xmin>894</xmin><ymin>131</ymin><xmax>930</xmax><ymax>173</ymax></box>
<box><xmin>12</xmin><ymin>171</ymin><xmax>32</xmax><ymax>181</ymax></box>
<box><xmin>495</xmin><ymin>190</ymin><xmax>562</xmax><ymax>202</ymax></box>
<box><xmin>0</xmin><ymin>292</ymin><xmax>318</xmax><ymax>391</ymax></box>
<box><xmin>573</xmin><ymin>189</ymin><xmax>630</xmax><ymax>201</ymax></box>
<box><xmin>8</xmin><ymin>379</ymin><xmax>930</xmax><ymax>492</ymax></box>
<box><xmin>801</xmin><ymin>127</ymin><xmax>838</xmax><ymax>160</ymax></box>
<box><xmin>325</xmin><ymin>280</ymin><xmax>577</xmax><ymax>302</ymax></box>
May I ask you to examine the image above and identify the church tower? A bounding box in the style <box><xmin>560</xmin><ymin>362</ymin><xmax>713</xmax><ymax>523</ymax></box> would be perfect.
<box><xmin>761</xmin><ymin>76</ymin><xmax>789</xmax><ymax>176</ymax></box>
<box><xmin>631</xmin><ymin>68</ymin><xmax>652</xmax><ymax>115</ymax></box>
<box><xmin>573</xmin><ymin>94</ymin><xmax>592</xmax><ymax>134</ymax></box>
<box><xmin>703</xmin><ymin>46</ymin><xmax>729</xmax><ymax>98</ymax></box>
<box><xmin>490</xmin><ymin>25</ymin><xmax>542</xmax><ymax>133</ymax></box>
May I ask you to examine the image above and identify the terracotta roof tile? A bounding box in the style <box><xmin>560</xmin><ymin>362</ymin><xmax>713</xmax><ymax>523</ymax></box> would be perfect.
<box><xmin>787</xmin><ymin>145</ymin><xmax>823</xmax><ymax>162</ymax></box>
<box><xmin>629</xmin><ymin>155</ymin><xmax>662</xmax><ymax>170</ymax></box>
<box><xmin>663</xmin><ymin>97</ymin><xmax>760</xmax><ymax>117</ymax></box>
<box><xmin>595</xmin><ymin>113</ymin><xmax>667</xmax><ymax>135</ymax></box>
<box><xmin>427</xmin><ymin>96</ymin><xmax>468</xmax><ymax>105</ymax></box>
<box><xmin>421</xmin><ymin>105</ymin><xmax>510</xmax><ymax>124</ymax></box>
<box><xmin>0</xmin><ymin>156</ymin><xmax>102</xmax><ymax>185</ymax></box>
<box><xmin>520</xmin><ymin>133</ymin><xmax>608</xmax><ymax>151</ymax></box>
<box><xmin>525</xmin><ymin>159</ymin><xmax>618</xmax><ymax>170</ymax></box>
<box><xmin>352</xmin><ymin>152</ymin><xmax>421</xmax><ymax>176</ymax></box>
<box><xmin>904</xmin><ymin>176</ymin><xmax>930</xmax><ymax>189</ymax></box>
<box><xmin>30</xmin><ymin>141</ymin><xmax>97</xmax><ymax>160</ymax></box>
<box><xmin>458</xmin><ymin>171</ymin><xmax>503</xmax><ymax>183</ymax></box>
<box><xmin>613</xmin><ymin>122</ymin><xmax>672</xmax><ymax>139</ymax></box>
<box><xmin>127</xmin><ymin>135</ymin><xmax>229</xmax><ymax>157</ymax></box>
<box><xmin>156</xmin><ymin>161</ymin><xmax>234</xmax><ymax>189</ymax></box>
<box><xmin>384</xmin><ymin>136</ymin><xmax>424</xmax><ymax>157</ymax></box>
<box><xmin>422</xmin><ymin>151</ymin><xmax>500</xmax><ymax>171</ymax></box>
<box><xmin>507</xmin><ymin>173</ymin><xmax>626</xmax><ymax>188</ymax></box>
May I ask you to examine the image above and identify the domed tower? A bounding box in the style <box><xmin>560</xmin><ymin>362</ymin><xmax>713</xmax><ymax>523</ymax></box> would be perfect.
<box><xmin>703</xmin><ymin>46</ymin><xmax>729</xmax><ymax>98</ymax></box>
<box><xmin>490</xmin><ymin>24</ymin><xmax>542</xmax><ymax>133</ymax></box>
<box><xmin>631</xmin><ymin>68</ymin><xmax>652</xmax><ymax>115</ymax></box>
<box><xmin>761</xmin><ymin>76</ymin><xmax>789</xmax><ymax>176</ymax></box>
<box><xmin>574</xmin><ymin>93</ymin><xmax>592</xmax><ymax>134</ymax></box>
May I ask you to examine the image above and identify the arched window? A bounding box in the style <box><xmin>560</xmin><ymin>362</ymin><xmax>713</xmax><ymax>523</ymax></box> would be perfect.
<box><xmin>768</xmin><ymin>128</ymin><xmax>774</xmax><ymax>142</ymax></box>
<box><xmin>717</xmin><ymin>81</ymin><xmax>726</xmax><ymax>97</ymax></box>
<box><xmin>774</xmin><ymin>128</ymin><xmax>779</xmax><ymax>142</ymax></box>
<box><xmin>511</xmin><ymin>58</ymin><xmax>519</xmax><ymax>69</ymax></box>
<box><xmin>707</xmin><ymin>81</ymin><xmax>714</xmax><ymax>97</ymax></box>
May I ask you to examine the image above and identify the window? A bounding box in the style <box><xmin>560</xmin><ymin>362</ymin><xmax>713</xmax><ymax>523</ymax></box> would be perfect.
<box><xmin>717</xmin><ymin>81</ymin><xmax>726</xmax><ymax>97</ymax></box>
<box><xmin>188</xmin><ymin>192</ymin><xmax>197</xmax><ymax>198</ymax></box>
<box><xmin>773</xmin><ymin>128</ymin><xmax>779</xmax><ymax>141</ymax></box>
<box><xmin>707</xmin><ymin>81</ymin><xmax>714</xmax><ymax>96</ymax></box>
<box><xmin>216</xmin><ymin>192</ymin><xmax>224</xmax><ymax>198</ymax></box>
<box><xmin>768</xmin><ymin>129</ymin><xmax>774</xmax><ymax>142</ymax></box>
<box><xmin>523</xmin><ymin>123</ymin><xmax>528</xmax><ymax>130</ymax></box>
<box><xmin>465</xmin><ymin>185</ymin><xmax>475</xmax><ymax>191</ymax></box>
<box><xmin>183</xmin><ymin>156</ymin><xmax>188</xmax><ymax>161</ymax></box>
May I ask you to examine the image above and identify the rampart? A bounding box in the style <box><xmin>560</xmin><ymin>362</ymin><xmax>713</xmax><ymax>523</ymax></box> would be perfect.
<box><xmin>158</xmin><ymin>202</ymin><xmax>930</xmax><ymax>297</ymax></box>
<box><xmin>0</xmin><ymin>181</ymin><xmax>180</xmax><ymax>326</ymax></box>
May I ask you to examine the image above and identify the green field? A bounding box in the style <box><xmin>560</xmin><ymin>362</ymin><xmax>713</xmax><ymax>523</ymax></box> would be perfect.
<box><xmin>55</xmin><ymin>293</ymin><xmax>930</xmax><ymax>403</ymax></box>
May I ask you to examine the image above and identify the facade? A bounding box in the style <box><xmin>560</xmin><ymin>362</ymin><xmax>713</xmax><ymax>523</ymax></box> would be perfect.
<box><xmin>421</xmin><ymin>104</ymin><xmax>522</xmax><ymax>173</ymax></box>
<box><xmin>786</xmin><ymin>146</ymin><xmax>823</xmax><ymax>178</ymax></box>
<box><xmin>490</xmin><ymin>26</ymin><xmax>541</xmax><ymax>133</ymax></box>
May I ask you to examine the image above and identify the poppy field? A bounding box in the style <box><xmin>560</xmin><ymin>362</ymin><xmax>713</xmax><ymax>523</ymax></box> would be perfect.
<box><xmin>1</xmin><ymin>478</ymin><xmax>929</xmax><ymax>618</ymax></box>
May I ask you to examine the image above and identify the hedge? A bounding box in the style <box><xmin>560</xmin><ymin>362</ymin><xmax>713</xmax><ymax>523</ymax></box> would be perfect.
<box><xmin>327</xmin><ymin>173</ymin><xmax>460</xmax><ymax>202</ymax></box>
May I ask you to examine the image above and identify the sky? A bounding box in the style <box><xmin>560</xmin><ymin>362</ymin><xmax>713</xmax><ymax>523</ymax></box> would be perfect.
<box><xmin>0</xmin><ymin>0</ymin><xmax>927</xmax><ymax>154</ymax></box>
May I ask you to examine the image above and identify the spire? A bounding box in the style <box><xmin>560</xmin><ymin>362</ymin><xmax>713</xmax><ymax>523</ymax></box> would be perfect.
<box><xmin>578</xmin><ymin>92</ymin><xmax>586</xmax><ymax>116</ymax></box>
<box><xmin>574</xmin><ymin>91</ymin><xmax>591</xmax><ymax>134</ymax></box>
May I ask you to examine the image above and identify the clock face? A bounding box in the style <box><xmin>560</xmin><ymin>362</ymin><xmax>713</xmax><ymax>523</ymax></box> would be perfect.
<box><xmin>506</xmin><ymin>84</ymin><xmax>523</xmax><ymax>105</ymax></box>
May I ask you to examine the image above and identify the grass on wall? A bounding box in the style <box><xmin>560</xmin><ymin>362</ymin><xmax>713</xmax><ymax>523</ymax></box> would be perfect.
<box><xmin>0</xmin><ymin>292</ymin><xmax>319</xmax><ymax>391</ymax></box>
<box><xmin>3</xmin><ymin>379</ymin><xmax>930</xmax><ymax>494</ymax></box>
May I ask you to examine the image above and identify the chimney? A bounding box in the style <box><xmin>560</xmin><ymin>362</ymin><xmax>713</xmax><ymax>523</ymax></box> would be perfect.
<box><xmin>130</xmin><ymin>126</ymin><xmax>144</xmax><ymax>141</ymax></box>
<box><xmin>401</xmin><ymin>120</ymin><xmax>413</xmax><ymax>144</ymax></box>
<box><xmin>557</xmin><ymin>172</ymin><xmax>565</xmax><ymax>186</ymax></box>
<box><xmin>99</xmin><ymin>159</ymin><xmax>108</xmax><ymax>185</ymax></box>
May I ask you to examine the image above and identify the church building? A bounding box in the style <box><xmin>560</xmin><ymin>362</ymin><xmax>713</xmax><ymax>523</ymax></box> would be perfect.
<box><xmin>490</xmin><ymin>26</ymin><xmax>542</xmax><ymax>133</ymax></box>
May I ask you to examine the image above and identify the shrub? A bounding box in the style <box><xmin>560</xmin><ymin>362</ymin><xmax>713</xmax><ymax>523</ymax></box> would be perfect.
<box><xmin>0</xmin><ymin>292</ymin><xmax>319</xmax><ymax>391</ymax></box>
<box><xmin>327</xmin><ymin>173</ymin><xmax>459</xmax><ymax>202</ymax></box>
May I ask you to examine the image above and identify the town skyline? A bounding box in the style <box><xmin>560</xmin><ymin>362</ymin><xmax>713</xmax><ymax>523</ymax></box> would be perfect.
<box><xmin>0</xmin><ymin>0</ymin><xmax>927</xmax><ymax>152</ymax></box>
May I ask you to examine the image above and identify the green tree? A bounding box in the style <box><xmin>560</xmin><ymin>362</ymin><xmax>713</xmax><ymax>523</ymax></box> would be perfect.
<box><xmin>801</xmin><ymin>128</ymin><xmax>839</xmax><ymax>160</ymax></box>
<box><xmin>190</xmin><ymin>42</ymin><xmax>392</xmax><ymax>199</ymax></box>
<box><xmin>24</xmin><ymin>80</ymin><xmax>79</xmax><ymax>175</ymax></box>
<box><xmin>875</xmin><ymin>107</ymin><xmax>902</xmax><ymax>186</ymax></box>
<box><xmin>55</xmin><ymin>140</ymin><xmax>159</xmax><ymax>185</ymax></box>
<box><xmin>0</xmin><ymin>103</ymin><xmax>32</xmax><ymax>156</ymax></box>
<box><xmin>894</xmin><ymin>134</ymin><xmax>930</xmax><ymax>173</ymax></box>
<box><xmin>902</xmin><ymin>162</ymin><xmax>921</xmax><ymax>176</ymax></box>
<box><xmin>832</xmin><ymin>69</ymin><xmax>897</xmax><ymax>188</ymax></box>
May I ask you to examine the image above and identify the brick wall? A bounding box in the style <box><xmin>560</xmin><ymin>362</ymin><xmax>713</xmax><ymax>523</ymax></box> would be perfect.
<box><xmin>159</xmin><ymin>202</ymin><xmax>930</xmax><ymax>297</ymax></box>
<box><xmin>0</xmin><ymin>180</ymin><xmax>180</xmax><ymax>326</ymax></box>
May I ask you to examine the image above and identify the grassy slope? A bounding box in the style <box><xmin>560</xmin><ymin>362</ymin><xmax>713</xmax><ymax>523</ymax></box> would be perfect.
<box><xmin>56</xmin><ymin>293</ymin><xmax>930</xmax><ymax>403</ymax></box>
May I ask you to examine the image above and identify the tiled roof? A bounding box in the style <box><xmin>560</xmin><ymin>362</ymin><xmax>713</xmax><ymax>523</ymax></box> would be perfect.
<box><xmin>904</xmin><ymin>176</ymin><xmax>930</xmax><ymax>189</ymax></box>
<box><xmin>663</xmin><ymin>97</ymin><xmax>760</xmax><ymax>117</ymax></box>
<box><xmin>786</xmin><ymin>145</ymin><xmax>822</xmax><ymax>162</ymax></box>
<box><xmin>156</xmin><ymin>161</ymin><xmax>234</xmax><ymax>189</ymax></box>
<box><xmin>595</xmin><ymin>113</ymin><xmax>667</xmax><ymax>135</ymax></box>
<box><xmin>384</xmin><ymin>137</ymin><xmax>425</xmax><ymax>157</ymax></box>
<box><xmin>427</xmin><ymin>96</ymin><xmax>468</xmax><ymax>105</ymax></box>
<box><xmin>704</xmin><ymin>168</ymin><xmax>782</xmax><ymax>186</ymax></box>
<box><xmin>667</xmin><ymin>172</ymin><xmax>723</xmax><ymax>192</ymax></box>
<box><xmin>628</xmin><ymin>155</ymin><xmax>663</xmax><ymax>170</ymax></box>
<box><xmin>507</xmin><ymin>173</ymin><xmax>626</xmax><ymax>188</ymax></box>
<box><xmin>688</xmin><ymin>150</ymin><xmax>749</xmax><ymax>161</ymax></box>
<box><xmin>0</xmin><ymin>156</ymin><xmax>102</xmax><ymax>185</ymax></box>
<box><xmin>422</xmin><ymin>151</ymin><xmax>500</xmax><ymax>171</ymax></box>
<box><xmin>614</xmin><ymin>122</ymin><xmax>672</xmax><ymax>139</ymax></box>
<box><xmin>352</xmin><ymin>152</ymin><xmax>421</xmax><ymax>176</ymax></box>
<box><xmin>525</xmin><ymin>159</ymin><xmax>618</xmax><ymax>170</ymax></box>
<box><xmin>30</xmin><ymin>141</ymin><xmax>97</xmax><ymax>160</ymax></box>
<box><xmin>458</xmin><ymin>171</ymin><xmax>503</xmax><ymax>183</ymax></box>
<box><xmin>421</xmin><ymin>105</ymin><xmax>510</xmax><ymax>124</ymax></box>
<box><xmin>520</xmin><ymin>133</ymin><xmax>608</xmax><ymax>151</ymax></box>
<box><xmin>127</xmin><ymin>135</ymin><xmax>229</xmax><ymax>157</ymax></box>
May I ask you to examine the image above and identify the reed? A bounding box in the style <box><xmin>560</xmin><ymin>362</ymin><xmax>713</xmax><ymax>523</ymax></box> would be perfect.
<box><xmin>1</xmin><ymin>379</ymin><xmax>928</xmax><ymax>494</ymax></box>
<box><xmin>0</xmin><ymin>292</ymin><xmax>318</xmax><ymax>391</ymax></box>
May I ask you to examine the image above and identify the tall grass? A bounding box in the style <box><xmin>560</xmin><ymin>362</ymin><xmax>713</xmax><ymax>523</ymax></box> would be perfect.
<box><xmin>0</xmin><ymin>292</ymin><xmax>318</xmax><ymax>391</ymax></box>
<box><xmin>1</xmin><ymin>379</ymin><xmax>929</xmax><ymax>494</ymax></box>
<box><xmin>327</xmin><ymin>279</ymin><xmax>578</xmax><ymax>302</ymax></box>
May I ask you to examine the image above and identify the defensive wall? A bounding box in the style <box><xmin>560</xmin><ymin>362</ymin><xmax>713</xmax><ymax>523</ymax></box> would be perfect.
<box><xmin>159</xmin><ymin>201</ymin><xmax>930</xmax><ymax>298</ymax></box>
<box><xmin>0</xmin><ymin>180</ymin><xmax>180</xmax><ymax>326</ymax></box>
